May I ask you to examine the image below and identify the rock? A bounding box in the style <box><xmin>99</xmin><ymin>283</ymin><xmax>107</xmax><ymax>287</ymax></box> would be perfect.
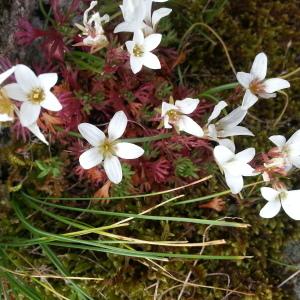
<box><xmin>0</xmin><ymin>0</ymin><xmax>37</xmax><ymax>61</ymax></box>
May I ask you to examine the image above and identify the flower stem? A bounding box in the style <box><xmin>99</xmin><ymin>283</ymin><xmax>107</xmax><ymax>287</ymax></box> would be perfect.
<box><xmin>54</xmin><ymin>126</ymin><xmax>173</xmax><ymax>143</ymax></box>
<box><xmin>179</xmin><ymin>22</ymin><xmax>236</xmax><ymax>75</ymax></box>
<box><xmin>281</xmin><ymin>66</ymin><xmax>300</xmax><ymax>79</ymax></box>
<box><xmin>173</xmin><ymin>180</ymin><xmax>265</xmax><ymax>206</ymax></box>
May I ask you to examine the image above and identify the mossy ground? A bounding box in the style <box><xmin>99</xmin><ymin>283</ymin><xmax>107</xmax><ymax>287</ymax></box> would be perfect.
<box><xmin>1</xmin><ymin>0</ymin><xmax>300</xmax><ymax>299</ymax></box>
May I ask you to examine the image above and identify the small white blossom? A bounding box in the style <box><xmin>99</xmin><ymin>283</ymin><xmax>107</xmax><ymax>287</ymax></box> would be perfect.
<box><xmin>269</xmin><ymin>130</ymin><xmax>300</xmax><ymax>171</ymax></box>
<box><xmin>75</xmin><ymin>1</ymin><xmax>109</xmax><ymax>53</ymax></box>
<box><xmin>126</xmin><ymin>30</ymin><xmax>161</xmax><ymax>74</ymax></box>
<box><xmin>78</xmin><ymin>111</ymin><xmax>144</xmax><ymax>184</ymax></box>
<box><xmin>237</xmin><ymin>52</ymin><xmax>290</xmax><ymax>110</ymax></box>
<box><xmin>205</xmin><ymin>101</ymin><xmax>253</xmax><ymax>151</ymax></box>
<box><xmin>0</xmin><ymin>67</ymin><xmax>16</xmax><ymax>122</ymax></box>
<box><xmin>114</xmin><ymin>0</ymin><xmax>147</xmax><ymax>33</ymax></box>
<box><xmin>161</xmin><ymin>98</ymin><xmax>203</xmax><ymax>137</ymax></box>
<box><xmin>3</xmin><ymin>64</ymin><xmax>62</xmax><ymax>127</ymax></box>
<box><xmin>214</xmin><ymin>145</ymin><xmax>256</xmax><ymax>194</ymax></box>
<box><xmin>260</xmin><ymin>187</ymin><xmax>300</xmax><ymax>220</ymax></box>
<box><xmin>143</xmin><ymin>0</ymin><xmax>172</xmax><ymax>35</ymax></box>
<box><xmin>114</xmin><ymin>0</ymin><xmax>171</xmax><ymax>34</ymax></box>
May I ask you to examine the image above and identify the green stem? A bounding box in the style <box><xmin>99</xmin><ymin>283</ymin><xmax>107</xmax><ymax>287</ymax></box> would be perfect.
<box><xmin>22</xmin><ymin>193</ymin><xmax>248</xmax><ymax>228</ymax></box>
<box><xmin>173</xmin><ymin>180</ymin><xmax>265</xmax><ymax>206</ymax></box>
<box><xmin>55</xmin><ymin>126</ymin><xmax>172</xmax><ymax>144</ymax></box>
<box><xmin>200</xmin><ymin>82</ymin><xmax>239</xmax><ymax>96</ymax></box>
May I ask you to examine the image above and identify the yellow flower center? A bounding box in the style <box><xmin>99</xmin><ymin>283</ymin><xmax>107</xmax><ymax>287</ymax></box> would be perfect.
<box><xmin>100</xmin><ymin>139</ymin><xmax>115</xmax><ymax>156</ymax></box>
<box><xmin>133</xmin><ymin>45</ymin><xmax>144</xmax><ymax>57</ymax></box>
<box><xmin>167</xmin><ymin>109</ymin><xmax>180</xmax><ymax>124</ymax></box>
<box><xmin>249</xmin><ymin>80</ymin><xmax>265</xmax><ymax>95</ymax></box>
<box><xmin>27</xmin><ymin>87</ymin><xmax>45</xmax><ymax>104</ymax></box>
<box><xmin>0</xmin><ymin>89</ymin><xmax>14</xmax><ymax>117</ymax></box>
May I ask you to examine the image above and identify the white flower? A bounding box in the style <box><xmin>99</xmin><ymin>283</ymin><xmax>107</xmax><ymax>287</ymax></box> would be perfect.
<box><xmin>114</xmin><ymin>0</ymin><xmax>147</xmax><ymax>33</ymax></box>
<box><xmin>214</xmin><ymin>145</ymin><xmax>256</xmax><ymax>194</ymax></box>
<box><xmin>205</xmin><ymin>101</ymin><xmax>253</xmax><ymax>151</ymax></box>
<box><xmin>126</xmin><ymin>30</ymin><xmax>161</xmax><ymax>74</ymax></box>
<box><xmin>78</xmin><ymin>111</ymin><xmax>144</xmax><ymax>184</ymax></box>
<box><xmin>114</xmin><ymin>0</ymin><xmax>171</xmax><ymax>34</ymax></box>
<box><xmin>143</xmin><ymin>0</ymin><xmax>172</xmax><ymax>35</ymax></box>
<box><xmin>161</xmin><ymin>98</ymin><xmax>203</xmax><ymax>137</ymax></box>
<box><xmin>0</xmin><ymin>67</ymin><xmax>16</xmax><ymax>122</ymax></box>
<box><xmin>3</xmin><ymin>64</ymin><xmax>62</xmax><ymax>127</ymax></box>
<box><xmin>237</xmin><ymin>53</ymin><xmax>290</xmax><ymax>110</ymax></box>
<box><xmin>269</xmin><ymin>130</ymin><xmax>300</xmax><ymax>171</ymax></box>
<box><xmin>260</xmin><ymin>187</ymin><xmax>300</xmax><ymax>220</ymax></box>
<box><xmin>75</xmin><ymin>1</ymin><xmax>109</xmax><ymax>53</ymax></box>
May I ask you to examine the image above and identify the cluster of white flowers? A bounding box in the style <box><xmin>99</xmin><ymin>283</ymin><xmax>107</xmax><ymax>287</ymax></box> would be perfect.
<box><xmin>0</xmin><ymin>0</ymin><xmax>298</xmax><ymax>221</ymax></box>
<box><xmin>74</xmin><ymin>1</ymin><xmax>109</xmax><ymax>53</ymax></box>
<box><xmin>0</xmin><ymin>64</ymin><xmax>62</xmax><ymax>145</ymax></box>
<box><xmin>116</xmin><ymin>0</ymin><xmax>171</xmax><ymax>74</ymax></box>
<box><xmin>74</xmin><ymin>0</ymin><xmax>171</xmax><ymax>74</ymax></box>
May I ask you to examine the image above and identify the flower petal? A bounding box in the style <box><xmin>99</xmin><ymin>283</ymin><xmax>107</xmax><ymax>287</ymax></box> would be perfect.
<box><xmin>261</xmin><ymin>187</ymin><xmax>280</xmax><ymax>201</ymax></box>
<box><xmin>287</xmin><ymin>129</ymin><xmax>300</xmax><ymax>145</ymax></box>
<box><xmin>241</xmin><ymin>89</ymin><xmax>258</xmax><ymax>110</ymax></box>
<box><xmin>79</xmin><ymin>147</ymin><xmax>103</xmax><ymax>169</ymax></box>
<box><xmin>125</xmin><ymin>41</ymin><xmax>135</xmax><ymax>54</ymax></box>
<box><xmin>175</xmin><ymin>98</ymin><xmax>199</xmax><ymax>114</ymax></box>
<box><xmin>250</xmin><ymin>52</ymin><xmax>268</xmax><ymax>80</ymax></box>
<box><xmin>258</xmin><ymin>92</ymin><xmax>276</xmax><ymax>99</ymax></box>
<box><xmin>114</xmin><ymin>22</ymin><xmax>135</xmax><ymax>33</ymax></box>
<box><xmin>40</xmin><ymin>92</ymin><xmax>62</xmax><ymax>111</ymax></box>
<box><xmin>152</xmin><ymin>8</ymin><xmax>172</xmax><ymax>28</ymax></box>
<box><xmin>207</xmin><ymin>101</ymin><xmax>227</xmax><ymax>124</ymax></box>
<box><xmin>207</xmin><ymin>124</ymin><xmax>218</xmax><ymax>139</ymax></box>
<box><xmin>78</xmin><ymin>123</ymin><xmax>105</xmax><ymax>146</ymax></box>
<box><xmin>177</xmin><ymin>115</ymin><xmax>203</xmax><ymax>137</ymax></box>
<box><xmin>282</xmin><ymin>191</ymin><xmax>300</xmax><ymax>220</ymax></box>
<box><xmin>259</xmin><ymin>200</ymin><xmax>281</xmax><ymax>218</ymax></box>
<box><xmin>214</xmin><ymin>145</ymin><xmax>235</xmax><ymax>165</ymax></box>
<box><xmin>27</xmin><ymin>122</ymin><xmax>49</xmax><ymax>145</ymax></box>
<box><xmin>263</xmin><ymin>78</ymin><xmax>290</xmax><ymax>93</ymax></box>
<box><xmin>218</xmin><ymin>139</ymin><xmax>235</xmax><ymax>153</ymax></box>
<box><xmin>3</xmin><ymin>83</ymin><xmax>27</xmax><ymax>101</ymax></box>
<box><xmin>161</xmin><ymin>102</ymin><xmax>176</xmax><ymax>116</ymax></box>
<box><xmin>133</xmin><ymin>29</ymin><xmax>145</xmax><ymax>45</ymax></box>
<box><xmin>235</xmin><ymin>147</ymin><xmax>255</xmax><ymax>163</ymax></box>
<box><xmin>0</xmin><ymin>67</ymin><xmax>15</xmax><ymax>85</ymax></box>
<box><xmin>240</xmin><ymin>163</ymin><xmax>256</xmax><ymax>176</ymax></box>
<box><xmin>220</xmin><ymin>126</ymin><xmax>254</xmax><ymax>138</ymax></box>
<box><xmin>236</xmin><ymin>72</ymin><xmax>253</xmax><ymax>89</ymax></box>
<box><xmin>130</xmin><ymin>56</ymin><xmax>143</xmax><ymax>74</ymax></box>
<box><xmin>14</xmin><ymin>64</ymin><xmax>39</xmax><ymax>92</ymax></box>
<box><xmin>163</xmin><ymin>114</ymin><xmax>172</xmax><ymax>128</ymax></box>
<box><xmin>290</xmin><ymin>156</ymin><xmax>300</xmax><ymax>168</ymax></box>
<box><xmin>115</xmin><ymin>142</ymin><xmax>144</xmax><ymax>159</ymax></box>
<box><xmin>108</xmin><ymin>111</ymin><xmax>128</xmax><ymax>141</ymax></box>
<box><xmin>38</xmin><ymin>73</ymin><xmax>58</xmax><ymax>91</ymax></box>
<box><xmin>104</xmin><ymin>155</ymin><xmax>123</xmax><ymax>184</ymax></box>
<box><xmin>224</xmin><ymin>160</ymin><xmax>246</xmax><ymax>176</ymax></box>
<box><xmin>20</xmin><ymin>102</ymin><xmax>41</xmax><ymax>126</ymax></box>
<box><xmin>218</xmin><ymin>107</ymin><xmax>247</xmax><ymax>129</ymax></box>
<box><xmin>142</xmin><ymin>52</ymin><xmax>161</xmax><ymax>70</ymax></box>
<box><xmin>269</xmin><ymin>135</ymin><xmax>286</xmax><ymax>148</ymax></box>
<box><xmin>144</xmin><ymin>33</ymin><xmax>162</xmax><ymax>52</ymax></box>
<box><xmin>224</xmin><ymin>172</ymin><xmax>244</xmax><ymax>194</ymax></box>
<box><xmin>152</xmin><ymin>7</ymin><xmax>172</xmax><ymax>25</ymax></box>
